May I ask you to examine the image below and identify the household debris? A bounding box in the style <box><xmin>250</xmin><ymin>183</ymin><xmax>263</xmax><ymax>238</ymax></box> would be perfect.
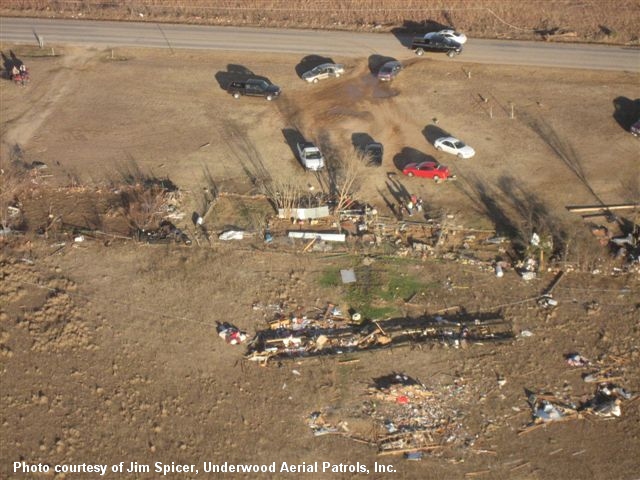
<box><xmin>518</xmin><ymin>258</ymin><xmax>538</xmax><ymax>281</ymax></box>
<box><xmin>340</xmin><ymin>269</ymin><xmax>357</xmax><ymax>284</ymax></box>
<box><xmin>581</xmin><ymin>353</ymin><xmax>630</xmax><ymax>384</ymax></box>
<box><xmin>527</xmin><ymin>393</ymin><xmax>579</xmax><ymax>424</ymax></box>
<box><xmin>583</xmin><ymin>383</ymin><xmax>632</xmax><ymax>417</ymax></box>
<box><xmin>216</xmin><ymin>322</ymin><xmax>247</xmax><ymax>345</ymax></box>
<box><xmin>521</xmin><ymin>382</ymin><xmax>634</xmax><ymax>433</ymax></box>
<box><xmin>307</xmin><ymin>372</ymin><xmax>472</xmax><ymax>458</ymax></box>
<box><xmin>584</xmin><ymin>300</ymin><xmax>601</xmax><ymax>315</ymax></box>
<box><xmin>537</xmin><ymin>294</ymin><xmax>558</xmax><ymax>309</ymax></box>
<box><xmin>278</xmin><ymin>205</ymin><xmax>330</xmax><ymax>220</ymax></box>
<box><xmin>288</xmin><ymin>231</ymin><xmax>346</xmax><ymax>242</ymax></box>
<box><xmin>245</xmin><ymin>308</ymin><xmax>513</xmax><ymax>363</ymax></box>
<box><xmin>534</xmin><ymin>270</ymin><xmax>565</xmax><ymax>308</ymax></box>
<box><xmin>219</xmin><ymin>230</ymin><xmax>245</xmax><ymax>241</ymax></box>
<box><xmin>306</xmin><ymin>411</ymin><xmax>348</xmax><ymax>437</ymax></box>
<box><xmin>565</xmin><ymin>353</ymin><xmax>590</xmax><ymax>367</ymax></box>
<box><xmin>138</xmin><ymin>221</ymin><xmax>191</xmax><ymax>245</ymax></box>
<box><xmin>568</xmin><ymin>204</ymin><xmax>640</xmax><ymax>270</ymax></box>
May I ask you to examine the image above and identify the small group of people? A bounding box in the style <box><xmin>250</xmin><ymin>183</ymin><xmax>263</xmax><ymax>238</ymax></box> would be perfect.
<box><xmin>399</xmin><ymin>194</ymin><xmax>424</xmax><ymax>218</ymax></box>
<box><xmin>10</xmin><ymin>63</ymin><xmax>29</xmax><ymax>84</ymax></box>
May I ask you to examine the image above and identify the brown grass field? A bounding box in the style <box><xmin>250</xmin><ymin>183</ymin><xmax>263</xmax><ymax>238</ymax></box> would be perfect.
<box><xmin>2</xmin><ymin>0</ymin><xmax>640</xmax><ymax>44</ymax></box>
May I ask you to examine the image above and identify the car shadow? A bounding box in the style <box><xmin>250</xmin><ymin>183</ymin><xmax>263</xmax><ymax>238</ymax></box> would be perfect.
<box><xmin>295</xmin><ymin>55</ymin><xmax>335</xmax><ymax>79</ymax></box>
<box><xmin>613</xmin><ymin>96</ymin><xmax>640</xmax><ymax>131</ymax></box>
<box><xmin>351</xmin><ymin>132</ymin><xmax>376</xmax><ymax>154</ymax></box>
<box><xmin>422</xmin><ymin>125</ymin><xmax>453</xmax><ymax>145</ymax></box>
<box><xmin>282</xmin><ymin>128</ymin><xmax>306</xmax><ymax>160</ymax></box>
<box><xmin>377</xmin><ymin>187</ymin><xmax>402</xmax><ymax>220</ymax></box>
<box><xmin>393</xmin><ymin>147</ymin><xmax>436</xmax><ymax>171</ymax></box>
<box><xmin>214</xmin><ymin>64</ymin><xmax>268</xmax><ymax>90</ymax></box>
<box><xmin>390</xmin><ymin>19</ymin><xmax>451</xmax><ymax>47</ymax></box>
<box><xmin>367</xmin><ymin>55</ymin><xmax>397</xmax><ymax>75</ymax></box>
<box><xmin>1</xmin><ymin>50</ymin><xmax>24</xmax><ymax>80</ymax></box>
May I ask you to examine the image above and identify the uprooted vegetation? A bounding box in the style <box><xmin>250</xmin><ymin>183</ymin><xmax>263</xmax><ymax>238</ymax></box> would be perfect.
<box><xmin>1</xmin><ymin>168</ymin><xmax>187</xmax><ymax>244</ymax></box>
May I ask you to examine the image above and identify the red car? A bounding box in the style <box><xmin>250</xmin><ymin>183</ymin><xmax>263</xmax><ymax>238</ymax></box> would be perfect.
<box><xmin>402</xmin><ymin>161</ymin><xmax>451</xmax><ymax>181</ymax></box>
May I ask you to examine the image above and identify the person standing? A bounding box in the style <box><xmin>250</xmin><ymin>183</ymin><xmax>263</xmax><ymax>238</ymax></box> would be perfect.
<box><xmin>406</xmin><ymin>199</ymin><xmax>414</xmax><ymax>216</ymax></box>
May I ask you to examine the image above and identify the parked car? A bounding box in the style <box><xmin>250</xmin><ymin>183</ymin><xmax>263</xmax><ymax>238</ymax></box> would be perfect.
<box><xmin>631</xmin><ymin>119</ymin><xmax>640</xmax><ymax>137</ymax></box>
<box><xmin>302</xmin><ymin>63</ymin><xmax>345</xmax><ymax>83</ymax></box>
<box><xmin>296</xmin><ymin>142</ymin><xmax>325</xmax><ymax>171</ymax></box>
<box><xmin>411</xmin><ymin>35</ymin><xmax>462</xmax><ymax>57</ymax></box>
<box><xmin>434</xmin><ymin>136</ymin><xmax>476</xmax><ymax>158</ymax></box>
<box><xmin>227</xmin><ymin>78</ymin><xmax>281</xmax><ymax>100</ymax></box>
<box><xmin>402</xmin><ymin>161</ymin><xmax>451</xmax><ymax>181</ymax></box>
<box><xmin>377</xmin><ymin>61</ymin><xmax>402</xmax><ymax>81</ymax></box>
<box><xmin>364</xmin><ymin>142</ymin><xmax>383</xmax><ymax>166</ymax></box>
<box><xmin>425</xmin><ymin>29</ymin><xmax>468</xmax><ymax>45</ymax></box>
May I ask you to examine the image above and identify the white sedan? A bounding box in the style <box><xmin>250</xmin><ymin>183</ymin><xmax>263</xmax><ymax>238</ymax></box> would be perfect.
<box><xmin>434</xmin><ymin>136</ymin><xmax>475</xmax><ymax>158</ymax></box>
<box><xmin>425</xmin><ymin>29</ymin><xmax>468</xmax><ymax>45</ymax></box>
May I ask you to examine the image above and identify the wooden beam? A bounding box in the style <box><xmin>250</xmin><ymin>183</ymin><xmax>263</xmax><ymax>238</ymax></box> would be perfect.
<box><xmin>566</xmin><ymin>204</ymin><xmax>639</xmax><ymax>213</ymax></box>
<box><xmin>543</xmin><ymin>270</ymin><xmax>565</xmax><ymax>295</ymax></box>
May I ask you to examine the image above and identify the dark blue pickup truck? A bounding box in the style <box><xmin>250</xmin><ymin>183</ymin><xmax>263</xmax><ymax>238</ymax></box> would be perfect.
<box><xmin>410</xmin><ymin>35</ymin><xmax>462</xmax><ymax>58</ymax></box>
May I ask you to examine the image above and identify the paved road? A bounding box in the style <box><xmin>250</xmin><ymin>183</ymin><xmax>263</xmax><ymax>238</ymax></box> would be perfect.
<box><xmin>1</xmin><ymin>17</ymin><xmax>639</xmax><ymax>72</ymax></box>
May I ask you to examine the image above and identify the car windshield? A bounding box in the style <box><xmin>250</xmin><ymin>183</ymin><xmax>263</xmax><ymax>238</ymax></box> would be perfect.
<box><xmin>249</xmin><ymin>79</ymin><xmax>268</xmax><ymax>88</ymax></box>
<box><xmin>306</xmin><ymin>151</ymin><xmax>321</xmax><ymax>160</ymax></box>
<box><xmin>453</xmin><ymin>141</ymin><xmax>466</xmax><ymax>148</ymax></box>
<box><xmin>382</xmin><ymin>63</ymin><xmax>399</xmax><ymax>73</ymax></box>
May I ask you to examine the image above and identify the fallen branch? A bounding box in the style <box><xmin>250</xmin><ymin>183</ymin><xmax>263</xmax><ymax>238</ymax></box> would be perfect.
<box><xmin>464</xmin><ymin>470</ymin><xmax>491</xmax><ymax>477</ymax></box>
<box><xmin>377</xmin><ymin>444</ymin><xmax>441</xmax><ymax>456</ymax></box>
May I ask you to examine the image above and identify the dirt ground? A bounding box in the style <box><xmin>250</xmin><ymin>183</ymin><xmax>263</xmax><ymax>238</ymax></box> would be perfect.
<box><xmin>1</xmin><ymin>43</ymin><xmax>639</xmax><ymax>479</ymax></box>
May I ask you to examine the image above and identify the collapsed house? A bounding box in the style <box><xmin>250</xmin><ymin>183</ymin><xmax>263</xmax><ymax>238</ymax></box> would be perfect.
<box><xmin>307</xmin><ymin>373</ymin><xmax>472</xmax><ymax>458</ymax></box>
<box><xmin>245</xmin><ymin>306</ymin><xmax>513</xmax><ymax>363</ymax></box>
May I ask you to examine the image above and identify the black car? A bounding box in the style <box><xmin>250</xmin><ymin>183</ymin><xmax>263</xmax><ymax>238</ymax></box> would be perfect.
<box><xmin>364</xmin><ymin>142</ymin><xmax>383</xmax><ymax>166</ymax></box>
<box><xmin>377</xmin><ymin>61</ymin><xmax>402</xmax><ymax>81</ymax></box>
<box><xmin>227</xmin><ymin>78</ymin><xmax>281</xmax><ymax>100</ymax></box>
<box><xmin>410</xmin><ymin>35</ymin><xmax>462</xmax><ymax>58</ymax></box>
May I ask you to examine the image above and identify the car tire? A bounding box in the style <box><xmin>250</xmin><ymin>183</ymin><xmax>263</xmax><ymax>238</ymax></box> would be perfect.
<box><xmin>457</xmin><ymin>153</ymin><xmax>463</xmax><ymax>158</ymax></box>
<box><xmin>433</xmin><ymin>175</ymin><xmax>440</xmax><ymax>182</ymax></box>
<box><xmin>313</xmin><ymin>78</ymin><xmax>319</xmax><ymax>84</ymax></box>
<box><xmin>447</xmin><ymin>50</ymin><xmax>456</xmax><ymax>58</ymax></box>
<box><xmin>233</xmin><ymin>92</ymin><xmax>240</xmax><ymax>99</ymax></box>
<box><xmin>266</xmin><ymin>94</ymin><xmax>274</xmax><ymax>101</ymax></box>
<box><xmin>436</xmin><ymin>145</ymin><xmax>442</xmax><ymax>151</ymax></box>
<box><xmin>407</xmin><ymin>172</ymin><xmax>414</xmax><ymax>177</ymax></box>
<box><xmin>415</xmin><ymin>48</ymin><xmax>425</xmax><ymax>56</ymax></box>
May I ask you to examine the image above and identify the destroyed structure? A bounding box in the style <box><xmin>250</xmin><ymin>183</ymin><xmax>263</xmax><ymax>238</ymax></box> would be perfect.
<box><xmin>245</xmin><ymin>304</ymin><xmax>513</xmax><ymax>363</ymax></box>
<box><xmin>307</xmin><ymin>373</ymin><xmax>473</xmax><ymax>459</ymax></box>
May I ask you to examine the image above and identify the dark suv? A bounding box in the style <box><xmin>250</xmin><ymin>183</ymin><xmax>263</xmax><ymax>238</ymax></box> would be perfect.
<box><xmin>364</xmin><ymin>142</ymin><xmax>383</xmax><ymax>166</ymax></box>
<box><xmin>411</xmin><ymin>35</ymin><xmax>462</xmax><ymax>57</ymax></box>
<box><xmin>227</xmin><ymin>78</ymin><xmax>281</xmax><ymax>100</ymax></box>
